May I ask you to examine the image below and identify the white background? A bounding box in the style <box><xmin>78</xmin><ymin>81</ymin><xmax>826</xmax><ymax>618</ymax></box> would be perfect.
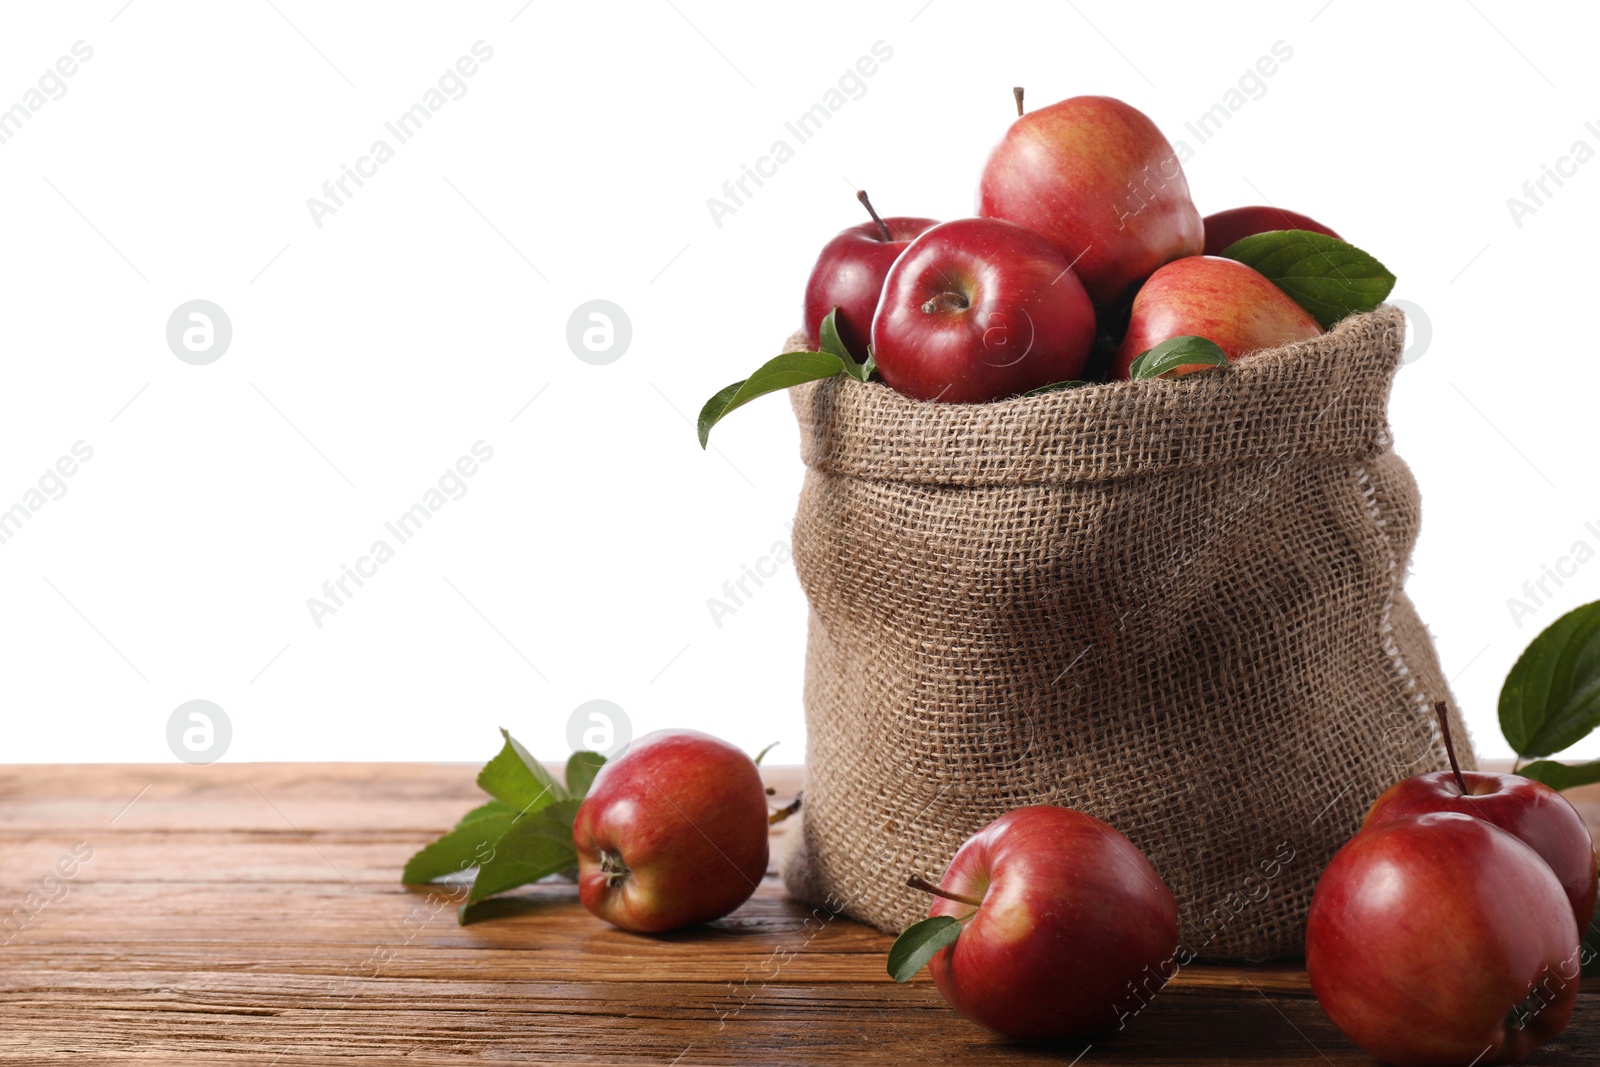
<box><xmin>1</xmin><ymin>0</ymin><xmax>1594</xmax><ymax>765</ymax></box>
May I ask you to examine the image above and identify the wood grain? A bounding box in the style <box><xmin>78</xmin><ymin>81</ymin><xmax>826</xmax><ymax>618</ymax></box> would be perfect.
<box><xmin>0</xmin><ymin>762</ymin><xmax>1596</xmax><ymax>1065</ymax></box>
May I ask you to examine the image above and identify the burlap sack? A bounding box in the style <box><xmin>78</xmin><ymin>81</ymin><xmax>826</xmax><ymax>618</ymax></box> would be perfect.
<box><xmin>779</xmin><ymin>305</ymin><xmax>1472</xmax><ymax>962</ymax></box>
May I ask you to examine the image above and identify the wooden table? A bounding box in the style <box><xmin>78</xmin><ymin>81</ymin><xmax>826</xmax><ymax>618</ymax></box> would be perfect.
<box><xmin>2</xmin><ymin>763</ymin><xmax>1597</xmax><ymax>1065</ymax></box>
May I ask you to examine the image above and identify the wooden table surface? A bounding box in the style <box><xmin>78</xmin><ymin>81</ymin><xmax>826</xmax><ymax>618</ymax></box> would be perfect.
<box><xmin>2</xmin><ymin>762</ymin><xmax>1597</xmax><ymax>1066</ymax></box>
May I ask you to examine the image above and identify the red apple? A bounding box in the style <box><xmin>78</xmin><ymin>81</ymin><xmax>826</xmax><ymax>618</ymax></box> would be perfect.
<box><xmin>870</xmin><ymin>217</ymin><xmax>1096</xmax><ymax>403</ymax></box>
<box><xmin>1202</xmin><ymin>205</ymin><xmax>1340</xmax><ymax>256</ymax></box>
<box><xmin>1112</xmin><ymin>256</ymin><xmax>1322</xmax><ymax>379</ymax></box>
<box><xmin>572</xmin><ymin>730</ymin><xmax>769</xmax><ymax>933</ymax></box>
<box><xmin>1363</xmin><ymin>703</ymin><xmax>1598</xmax><ymax>933</ymax></box>
<box><xmin>1307</xmin><ymin>812</ymin><xmax>1580</xmax><ymax>1066</ymax></box>
<box><xmin>802</xmin><ymin>190</ymin><xmax>938</xmax><ymax>360</ymax></box>
<box><xmin>1367</xmin><ymin>773</ymin><xmax>1600</xmax><ymax>931</ymax></box>
<box><xmin>920</xmin><ymin>806</ymin><xmax>1178</xmax><ymax>1039</ymax></box>
<box><xmin>978</xmin><ymin>94</ymin><xmax>1203</xmax><ymax>305</ymax></box>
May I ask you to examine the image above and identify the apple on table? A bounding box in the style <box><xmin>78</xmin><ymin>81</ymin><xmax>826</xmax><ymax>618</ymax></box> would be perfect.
<box><xmin>1306</xmin><ymin>704</ymin><xmax>1592</xmax><ymax>1066</ymax></box>
<box><xmin>1307</xmin><ymin>812</ymin><xmax>1580</xmax><ymax>1066</ymax></box>
<box><xmin>891</xmin><ymin>805</ymin><xmax>1178</xmax><ymax>1040</ymax></box>
<box><xmin>1363</xmin><ymin>702</ymin><xmax>1599</xmax><ymax>932</ymax></box>
<box><xmin>572</xmin><ymin>730</ymin><xmax>771</xmax><ymax>933</ymax></box>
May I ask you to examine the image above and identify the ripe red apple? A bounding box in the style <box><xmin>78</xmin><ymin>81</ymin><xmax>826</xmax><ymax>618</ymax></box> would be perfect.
<box><xmin>870</xmin><ymin>217</ymin><xmax>1096</xmax><ymax>403</ymax></box>
<box><xmin>919</xmin><ymin>806</ymin><xmax>1178</xmax><ymax>1039</ymax></box>
<box><xmin>1307</xmin><ymin>812</ymin><xmax>1580</xmax><ymax>1066</ymax></box>
<box><xmin>572</xmin><ymin>730</ymin><xmax>769</xmax><ymax>933</ymax></box>
<box><xmin>1363</xmin><ymin>703</ymin><xmax>1598</xmax><ymax>933</ymax></box>
<box><xmin>1112</xmin><ymin>256</ymin><xmax>1322</xmax><ymax>379</ymax></box>
<box><xmin>802</xmin><ymin>190</ymin><xmax>938</xmax><ymax>360</ymax></box>
<box><xmin>1202</xmin><ymin>205</ymin><xmax>1340</xmax><ymax>256</ymax></box>
<box><xmin>978</xmin><ymin>93</ymin><xmax>1203</xmax><ymax>305</ymax></box>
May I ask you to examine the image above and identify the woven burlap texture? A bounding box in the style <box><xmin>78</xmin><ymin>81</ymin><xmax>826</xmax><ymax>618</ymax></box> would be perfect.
<box><xmin>779</xmin><ymin>305</ymin><xmax>1472</xmax><ymax>962</ymax></box>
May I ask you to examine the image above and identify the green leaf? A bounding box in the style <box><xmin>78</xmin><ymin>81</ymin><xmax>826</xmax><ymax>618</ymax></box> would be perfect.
<box><xmin>1219</xmin><ymin>229</ymin><xmax>1396</xmax><ymax>329</ymax></box>
<box><xmin>698</xmin><ymin>351</ymin><xmax>853</xmax><ymax>448</ymax></box>
<box><xmin>1128</xmin><ymin>335</ymin><xmax>1228</xmax><ymax>381</ymax></box>
<box><xmin>696</xmin><ymin>381</ymin><xmax>744</xmax><ymax>444</ymax></box>
<box><xmin>839</xmin><ymin>351</ymin><xmax>874</xmax><ymax>384</ymax></box>
<box><xmin>817</xmin><ymin>306</ymin><xmax>851</xmax><ymax>361</ymax></box>
<box><xmin>401</xmin><ymin>800</ymin><xmax>516</xmax><ymax>884</ymax></box>
<box><xmin>858</xmin><ymin>349</ymin><xmax>877</xmax><ymax>382</ymax></box>
<box><xmin>456</xmin><ymin>798</ymin><xmax>516</xmax><ymax>826</ymax></box>
<box><xmin>887</xmin><ymin>915</ymin><xmax>964</xmax><ymax>982</ymax></box>
<box><xmin>463</xmin><ymin>797</ymin><xmax>583</xmax><ymax>909</ymax></box>
<box><xmin>477</xmin><ymin>729</ymin><xmax>566</xmax><ymax>812</ymax></box>
<box><xmin>753</xmin><ymin>742</ymin><xmax>779</xmax><ymax>766</ymax></box>
<box><xmin>818</xmin><ymin>308</ymin><xmax>873</xmax><ymax>381</ymax></box>
<box><xmin>697</xmin><ymin>309</ymin><xmax>871</xmax><ymax>448</ymax></box>
<box><xmin>565</xmin><ymin>751</ymin><xmax>606</xmax><ymax>800</ymax></box>
<box><xmin>1500</xmin><ymin>601</ymin><xmax>1600</xmax><ymax>758</ymax></box>
<box><xmin>1517</xmin><ymin>759</ymin><xmax>1600</xmax><ymax>792</ymax></box>
<box><xmin>1022</xmin><ymin>379</ymin><xmax>1090</xmax><ymax>396</ymax></box>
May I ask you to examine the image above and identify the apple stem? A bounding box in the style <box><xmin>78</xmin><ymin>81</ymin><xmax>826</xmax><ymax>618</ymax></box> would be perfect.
<box><xmin>921</xmin><ymin>292</ymin><xmax>970</xmax><ymax>314</ymax></box>
<box><xmin>1013</xmin><ymin>86</ymin><xmax>1025</xmax><ymax>116</ymax></box>
<box><xmin>1435</xmin><ymin>701</ymin><xmax>1469</xmax><ymax>794</ymax></box>
<box><xmin>769</xmin><ymin>791</ymin><xmax>803</xmax><ymax>826</ymax></box>
<box><xmin>906</xmin><ymin>874</ymin><xmax>984</xmax><ymax>909</ymax></box>
<box><xmin>856</xmin><ymin>190</ymin><xmax>893</xmax><ymax>242</ymax></box>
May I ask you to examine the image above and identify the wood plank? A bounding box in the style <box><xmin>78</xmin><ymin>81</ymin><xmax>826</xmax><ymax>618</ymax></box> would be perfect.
<box><xmin>0</xmin><ymin>762</ymin><xmax>1595</xmax><ymax>1065</ymax></box>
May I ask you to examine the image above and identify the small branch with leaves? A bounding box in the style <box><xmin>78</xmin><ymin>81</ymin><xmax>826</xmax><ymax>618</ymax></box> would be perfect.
<box><xmin>401</xmin><ymin>731</ymin><xmax>791</xmax><ymax>924</ymax></box>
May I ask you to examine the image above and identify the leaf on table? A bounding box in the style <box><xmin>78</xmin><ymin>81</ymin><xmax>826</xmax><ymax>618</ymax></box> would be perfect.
<box><xmin>565</xmin><ymin>751</ymin><xmax>606</xmax><ymax>800</ymax></box>
<box><xmin>477</xmin><ymin>729</ymin><xmax>566</xmax><ymax>811</ymax></box>
<box><xmin>1500</xmin><ymin>601</ymin><xmax>1600</xmax><ymax>759</ymax></box>
<box><xmin>1218</xmin><ymin>229</ymin><xmax>1396</xmax><ymax>329</ymax></box>
<box><xmin>401</xmin><ymin>799</ymin><xmax>516</xmax><ymax>885</ymax></box>
<box><xmin>886</xmin><ymin>915</ymin><xmax>963</xmax><ymax>982</ymax></box>
<box><xmin>462</xmin><ymin>797</ymin><xmax>584</xmax><ymax>914</ymax></box>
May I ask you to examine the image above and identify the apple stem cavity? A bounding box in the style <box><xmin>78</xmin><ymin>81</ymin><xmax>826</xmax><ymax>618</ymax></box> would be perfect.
<box><xmin>856</xmin><ymin>189</ymin><xmax>894</xmax><ymax>242</ymax></box>
<box><xmin>906</xmin><ymin>873</ymin><xmax>984</xmax><ymax>909</ymax></box>
<box><xmin>1013</xmin><ymin>86</ymin><xmax>1025</xmax><ymax>116</ymax></box>
<box><xmin>1435</xmin><ymin>701</ymin><xmax>1470</xmax><ymax>795</ymax></box>
<box><xmin>921</xmin><ymin>292</ymin><xmax>970</xmax><ymax>314</ymax></box>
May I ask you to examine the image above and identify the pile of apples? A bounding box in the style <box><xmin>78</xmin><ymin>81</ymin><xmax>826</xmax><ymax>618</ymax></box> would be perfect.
<box><xmin>677</xmin><ymin>94</ymin><xmax>1593</xmax><ymax>1060</ymax></box>
<box><xmin>802</xmin><ymin>91</ymin><xmax>1335</xmax><ymax>403</ymax></box>
<box><xmin>566</xmin><ymin>711</ymin><xmax>1593</xmax><ymax>1061</ymax></box>
<box><xmin>696</xmin><ymin>87</ymin><xmax>1391</xmax><ymax>444</ymax></box>
<box><xmin>884</xmin><ymin>704</ymin><xmax>1597</xmax><ymax>1062</ymax></box>
<box><xmin>1306</xmin><ymin>704</ymin><xmax>1596</xmax><ymax>1065</ymax></box>
<box><xmin>574</xmin><ymin>728</ymin><xmax>1185</xmax><ymax>1040</ymax></box>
